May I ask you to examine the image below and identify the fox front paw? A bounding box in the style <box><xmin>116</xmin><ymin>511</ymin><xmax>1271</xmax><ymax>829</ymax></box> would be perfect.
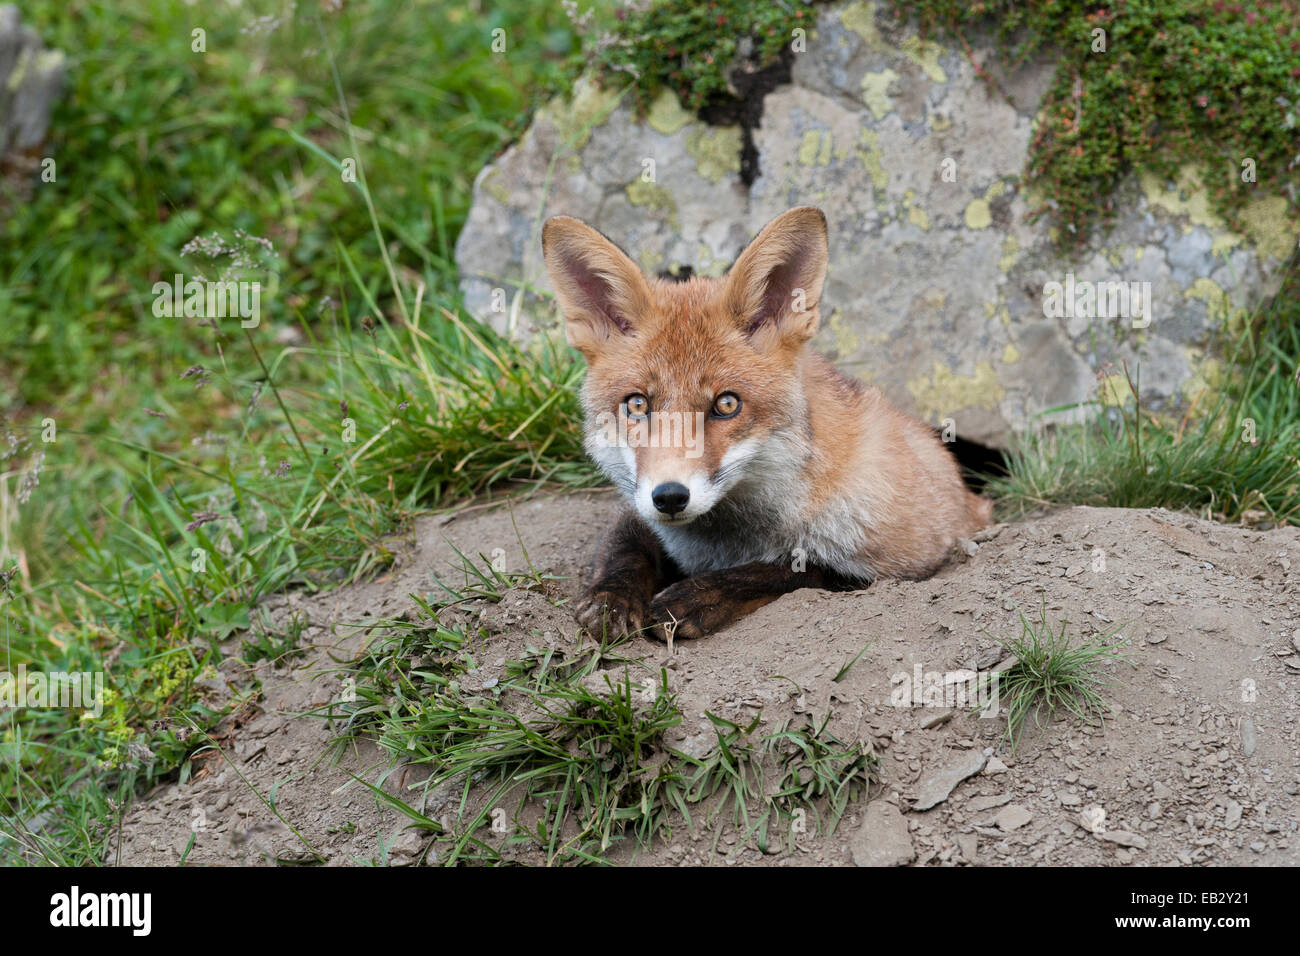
<box><xmin>574</xmin><ymin>587</ymin><xmax>648</xmax><ymax>638</ymax></box>
<box><xmin>645</xmin><ymin>581</ymin><xmax>714</xmax><ymax>642</ymax></box>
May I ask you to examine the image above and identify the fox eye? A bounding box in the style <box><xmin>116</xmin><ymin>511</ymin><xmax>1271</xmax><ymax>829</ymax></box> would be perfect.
<box><xmin>624</xmin><ymin>394</ymin><xmax>650</xmax><ymax>418</ymax></box>
<box><xmin>712</xmin><ymin>393</ymin><xmax>741</xmax><ymax>418</ymax></box>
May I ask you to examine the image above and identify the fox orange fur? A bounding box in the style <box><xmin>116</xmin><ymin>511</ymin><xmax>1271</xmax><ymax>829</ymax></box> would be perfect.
<box><xmin>541</xmin><ymin>206</ymin><xmax>992</xmax><ymax>641</ymax></box>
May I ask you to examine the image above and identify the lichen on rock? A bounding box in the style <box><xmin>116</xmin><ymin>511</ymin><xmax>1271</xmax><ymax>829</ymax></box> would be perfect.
<box><xmin>454</xmin><ymin>0</ymin><xmax>1296</xmax><ymax>447</ymax></box>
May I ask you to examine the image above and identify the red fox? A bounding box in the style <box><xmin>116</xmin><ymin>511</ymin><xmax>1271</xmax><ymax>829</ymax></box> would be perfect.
<box><xmin>541</xmin><ymin>206</ymin><xmax>993</xmax><ymax>641</ymax></box>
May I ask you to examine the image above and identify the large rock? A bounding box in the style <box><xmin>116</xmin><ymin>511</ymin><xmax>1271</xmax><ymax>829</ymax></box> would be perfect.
<box><xmin>0</xmin><ymin>4</ymin><xmax>65</xmax><ymax>160</ymax></box>
<box><xmin>455</xmin><ymin>0</ymin><xmax>1298</xmax><ymax>447</ymax></box>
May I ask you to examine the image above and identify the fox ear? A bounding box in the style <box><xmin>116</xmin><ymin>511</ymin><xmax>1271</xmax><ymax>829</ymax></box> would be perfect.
<box><xmin>724</xmin><ymin>206</ymin><xmax>828</xmax><ymax>353</ymax></box>
<box><xmin>541</xmin><ymin>216</ymin><xmax>652</xmax><ymax>361</ymax></box>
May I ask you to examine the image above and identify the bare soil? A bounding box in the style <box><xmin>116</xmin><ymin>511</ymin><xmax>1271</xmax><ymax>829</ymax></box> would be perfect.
<box><xmin>115</xmin><ymin>491</ymin><xmax>1300</xmax><ymax>866</ymax></box>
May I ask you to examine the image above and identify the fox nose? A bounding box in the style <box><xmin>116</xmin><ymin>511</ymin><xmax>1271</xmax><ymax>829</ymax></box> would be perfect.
<box><xmin>651</xmin><ymin>482</ymin><xmax>690</xmax><ymax>515</ymax></box>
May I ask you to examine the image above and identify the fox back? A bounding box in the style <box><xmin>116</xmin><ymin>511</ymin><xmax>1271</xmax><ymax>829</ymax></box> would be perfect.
<box><xmin>542</xmin><ymin>207</ymin><xmax>992</xmax><ymax>584</ymax></box>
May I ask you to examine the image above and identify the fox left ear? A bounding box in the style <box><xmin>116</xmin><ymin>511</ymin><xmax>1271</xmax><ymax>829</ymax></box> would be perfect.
<box><xmin>724</xmin><ymin>207</ymin><xmax>828</xmax><ymax>353</ymax></box>
<box><xmin>541</xmin><ymin>215</ymin><xmax>652</xmax><ymax>363</ymax></box>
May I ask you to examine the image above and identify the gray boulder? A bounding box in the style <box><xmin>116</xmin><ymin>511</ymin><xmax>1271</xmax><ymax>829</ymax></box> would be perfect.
<box><xmin>0</xmin><ymin>4</ymin><xmax>65</xmax><ymax>160</ymax></box>
<box><xmin>455</xmin><ymin>0</ymin><xmax>1298</xmax><ymax>447</ymax></box>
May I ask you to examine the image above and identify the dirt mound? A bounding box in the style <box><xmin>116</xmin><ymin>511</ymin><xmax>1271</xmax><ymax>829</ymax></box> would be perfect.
<box><xmin>115</xmin><ymin>492</ymin><xmax>1300</xmax><ymax>866</ymax></box>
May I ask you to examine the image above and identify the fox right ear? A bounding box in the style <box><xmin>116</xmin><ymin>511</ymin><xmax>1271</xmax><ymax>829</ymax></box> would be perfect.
<box><xmin>541</xmin><ymin>216</ymin><xmax>652</xmax><ymax>361</ymax></box>
<box><xmin>724</xmin><ymin>206</ymin><xmax>828</xmax><ymax>354</ymax></box>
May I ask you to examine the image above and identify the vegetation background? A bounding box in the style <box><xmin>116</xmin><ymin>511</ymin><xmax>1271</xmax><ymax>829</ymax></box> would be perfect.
<box><xmin>1</xmin><ymin>0</ymin><xmax>1296</xmax><ymax>864</ymax></box>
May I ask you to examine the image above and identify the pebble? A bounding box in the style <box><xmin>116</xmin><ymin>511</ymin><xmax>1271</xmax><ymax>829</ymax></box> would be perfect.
<box><xmin>1099</xmin><ymin>830</ymin><xmax>1148</xmax><ymax>850</ymax></box>
<box><xmin>849</xmin><ymin>801</ymin><xmax>916</xmax><ymax>867</ymax></box>
<box><xmin>1224</xmin><ymin>800</ymin><xmax>1243</xmax><ymax>830</ymax></box>
<box><xmin>920</xmin><ymin>709</ymin><xmax>954</xmax><ymax>730</ymax></box>
<box><xmin>966</xmin><ymin>793</ymin><xmax>1014</xmax><ymax>813</ymax></box>
<box><xmin>913</xmin><ymin>750</ymin><xmax>988</xmax><ymax>811</ymax></box>
<box><xmin>955</xmin><ymin>832</ymin><xmax>978</xmax><ymax>863</ymax></box>
<box><xmin>995</xmin><ymin>805</ymin><xmax>1032</xmax><ymax>831</ymax></box>
<box><xmin>1241</xmin><ymin>720</ymin><xmax>1257</xmax><ymax>758</ymax></box>
<box><xmin>1080</xmin><ymin>806</ymin><xmax>1107</xmax><ymax>834</ymax></box>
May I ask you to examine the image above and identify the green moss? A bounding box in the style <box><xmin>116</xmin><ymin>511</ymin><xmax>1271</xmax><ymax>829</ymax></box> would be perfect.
<box><xmin>797</xmin><ymin>129</ymin><xmax>837</xmax><ymax>166</ymax></box>
<box><xmin>998</xmin><ymin>234</ymin><xmax>1020</xmax><ymax>273</ymax></box>
<box><xmin>826</xmin><ymin>307</ymin><xmax>861</xmax><ymax>357</ymax></box>
<box><xmin>903</xmin><ymin>189</ymin><xmax>930</xmax><ymax>229</ymax></box>
<box><xmin>579</xmin><ymin>0</ymin><xmax>1299</xmax><ymax>251</ymax></box>
<box><xmin>1239</xmin><ymin>195</ymin><xmax>1299</xmax><ymax>261</ymax></box>
<box><xmin>904</xmin><ymin>0</ymin><xmax>1300</xmax><ymax>248</ymax></box>
<box><xmin>481</xmin><ymin>169</ymin><xmax>512</xmax><ymax>205</ymax></box>
<box><xmin>586</xmin><ymin>0</ymin><xmax>803</xmax><ymax>114</ymax></box>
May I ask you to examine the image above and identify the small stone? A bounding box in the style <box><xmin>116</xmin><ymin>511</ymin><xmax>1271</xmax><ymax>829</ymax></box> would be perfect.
<box><xmin>387</xmin><ymin>830</ymin><xmax>427</xmax><ymax>866</ymax></box>
<box><xmin>984</xmin><ymin>756</ymin><xmax>1008</xmax><ymax>775</ymax></box>
<box><xmin>1099</xmin><ymin>830</ymin><xmax>1148</xmax><ymax>850</ymax></box>
<box><xmin>912</xmin><ymin>750</ymin><xmax>988</xmax><ymax>811</ymax></box>
<box><xmin>994</xmin><ymin>804</ymin><xmax>1032</xmax><ymax>831</ymax></box>
<box><xmin>920</xmin><ymin>709</ymin><xmax>954</xmax><ymax>730</ymax></box>
<box><xmin>849</xmin><ymin>801</ymin><xmax>915</xmax><ymax>867</ymax></box>
<box><xmin>1224</xmin><ymin>800</ymin><xmax>1243</xmax><ymax>830</ymax></box>
<box><xmin>1079</xmin><ymin>806</ymin><xmax>1107</xmax><ymax>834</ymax></box>
<box><xmin>1241</xmin><ymin>719</ymin><xmax>1257</xmax><ymax>758</ymax></box>
<box><xmin>966</xmin><ymin>793</ymin><xmax>1014</xmax><ymax>813</ymax></box>
<box><xmin>955</xmin><ymin>832</ymin><xmax>978</xmax><ymax>862</ymax></box>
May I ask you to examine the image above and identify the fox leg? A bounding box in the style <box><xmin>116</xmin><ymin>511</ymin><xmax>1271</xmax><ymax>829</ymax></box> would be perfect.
<box><xmin>574</xmin><ymin>510</ymin><xmax>679</xmax><ymax>638</ymax></box>
<box><xmin>646</xmin><ymin>562</ymin><xmax>861</xmax><ymax>641</ymax></box>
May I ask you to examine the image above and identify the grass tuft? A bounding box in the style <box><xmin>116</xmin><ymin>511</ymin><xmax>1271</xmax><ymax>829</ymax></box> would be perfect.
<box><xmin>986</xmin><ymin>599</ymin><xmax>1131</xmax><ymax>752</ymax></box>
<box><xmin>329</xmin><ymin>555</ymin><xmax>875</xmax><ymax>864</ymax></box>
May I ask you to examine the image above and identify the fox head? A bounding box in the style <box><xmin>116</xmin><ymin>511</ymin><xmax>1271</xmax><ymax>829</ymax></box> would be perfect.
<box><xmin>542</xmin><ymin>207</ymin><xmax>829</xmax><ymax>528</ymax></box>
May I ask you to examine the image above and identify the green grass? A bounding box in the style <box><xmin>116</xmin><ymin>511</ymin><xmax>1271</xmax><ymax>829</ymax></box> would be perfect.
<box><xmin>1</xmin><ymin>0</ymin><xmax>596</xmax><ymax>579</ymax></box>
<box><xmin>3</xmin><ymin>0</ymin><xmax>1298</xmax><ymax>867</ymax></box>
<box><xmin>0</xmin><ymin>0</ymin><xmax>603</xmax><ymax>866</ymax></box>
<box><xmin>991</xmin><ymin>266</ymin><xmax>1300</xmax><ymax>525</ymax></box>
<box><xmin>986</xmin><ymin>600</ymin><xmax>1132</xmax><ymax>752</ymax></box>
<box><xmin>328</xmin><ymin>557</ymin><xmax>875</xmax><ymax>864</ymax></box>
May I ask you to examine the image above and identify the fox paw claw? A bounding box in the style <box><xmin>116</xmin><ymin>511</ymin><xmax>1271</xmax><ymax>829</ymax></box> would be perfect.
<box><xmin>646</xmin><ymin>586</ymin><xmax>708</xmax><ymax>642</ymax></box>
<box><xmin>574</xmin><ymin>589</ymin><xmax>647</xmax><ymax>638</ymax></box>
